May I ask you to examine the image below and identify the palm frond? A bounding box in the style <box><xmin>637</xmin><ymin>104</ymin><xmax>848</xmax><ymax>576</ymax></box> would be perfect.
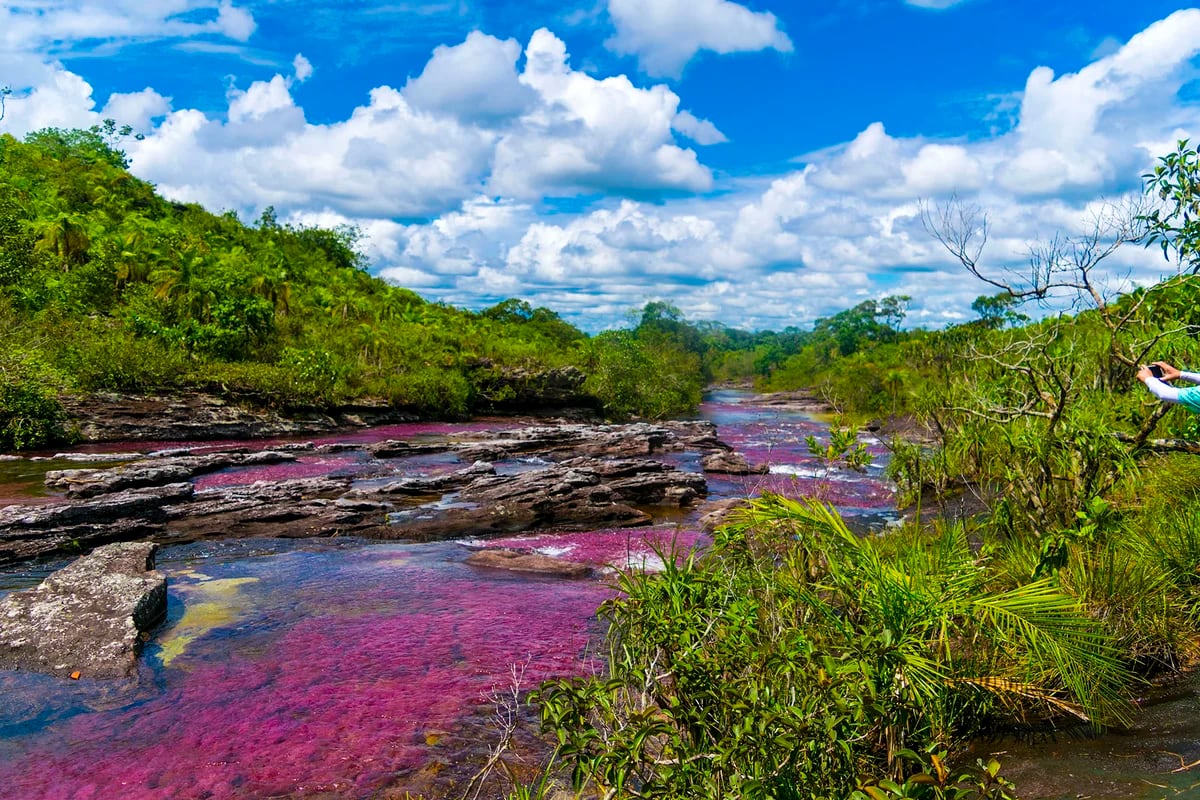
<box><xmin>969</xmin><ymin>579</ymin><xmax>1133</xmax><ymax>726</ymax></box>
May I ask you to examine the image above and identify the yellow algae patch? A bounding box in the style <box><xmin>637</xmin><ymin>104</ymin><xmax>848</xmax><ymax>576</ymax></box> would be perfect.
<box><xmin>174</xmin><ymin>576</ymin><xmax>258</xmax><ymax>594</ymax></box>
<box><xmin>173</xmin><ymin>569</ymin><xmax>219</xmax><ymax>581</ymax></box>
<box><xmin>158</xmin><ymin>577</ymin><xmax>259</xmax><ymax>666</ymax></box>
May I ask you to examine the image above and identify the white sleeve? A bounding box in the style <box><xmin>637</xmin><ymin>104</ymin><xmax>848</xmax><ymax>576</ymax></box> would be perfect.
<box><xmin>1146</xmin><ymin>377</ymin><xmax>1184</xmax><ymax>404</ymax></box>
<box><xmin>1179</xmin><ymin>371</ymin><xmax>1200</xmax><ymax>385</ymax></box>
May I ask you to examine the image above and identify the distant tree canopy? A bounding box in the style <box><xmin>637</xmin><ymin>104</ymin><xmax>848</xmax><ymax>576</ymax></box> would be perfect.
<box><xmin>971</xmin><ymin>292</ymin><xmax>1028</xmax><ymax>329</ymax></box>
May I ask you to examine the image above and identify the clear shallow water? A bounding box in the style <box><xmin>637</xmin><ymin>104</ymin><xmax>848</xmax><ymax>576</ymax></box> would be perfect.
<box><xmin>0</xmin><ymin>391</ymin><xmax>899</xmax><ymax>799</ymax></box>
<box><xmin>971</xmin><ymin>681</ymin><xmax>1200</xmax><ymax>799</ymax></box>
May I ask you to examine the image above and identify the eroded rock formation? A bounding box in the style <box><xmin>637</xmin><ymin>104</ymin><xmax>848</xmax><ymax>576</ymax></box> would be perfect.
<box><xmin>0</xmin><ymin>423</ymin><xmax>720</xmax><ymax>562</ymax></box>
<box><xmin>0</xmin><ymin>542</ymin><xmax>166</xmax><ymax>678</ymax></box>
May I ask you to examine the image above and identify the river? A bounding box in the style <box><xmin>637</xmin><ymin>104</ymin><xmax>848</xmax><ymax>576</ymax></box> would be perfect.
<box><xmin>0</xmin><ymin>391</ymin><xmax>1192</xmax><ymax>799</ymax></box>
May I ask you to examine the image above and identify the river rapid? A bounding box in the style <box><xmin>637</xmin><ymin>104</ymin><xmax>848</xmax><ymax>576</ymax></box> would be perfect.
<box><xmin>0</xmin><ymin>391</ymin><xmax>1192</xmax><ymax>799</ymax></box>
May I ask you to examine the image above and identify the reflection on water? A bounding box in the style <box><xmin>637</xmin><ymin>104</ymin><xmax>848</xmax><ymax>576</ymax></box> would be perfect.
<box><xmin>0</xmin><ymin>390</ymin><xmax>900</xmax><ymax>798</ymax></box>
<box><xmin>972</xmin><ymin>679</ymin><xmax>1200</xmax><ymax>800</ymax></box>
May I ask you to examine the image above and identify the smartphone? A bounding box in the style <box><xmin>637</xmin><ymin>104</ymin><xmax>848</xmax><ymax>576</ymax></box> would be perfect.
<box><xmin>1149</xmin><ymin>364</ymin><xmax>1165</xmax><ymax>379</ymax></box>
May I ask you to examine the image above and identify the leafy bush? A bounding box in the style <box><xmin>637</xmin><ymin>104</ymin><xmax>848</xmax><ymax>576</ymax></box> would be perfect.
<box><xmin>584</xmin><ymin>331</ymin><xmax>702</xmax><ymax>419</ymax></box>
<box><xmin>56</xmin><ymin>327</ymin><xmax>191</xmax><ymax>392</ymax></box>
<box><xmin>0</xmin><ymin>378</ymin><xmax>69</xmax><ymax>451</ymax></box>
<box><xmin>374</xmin><ymin>367</ymin><xmax>473</xmax><ymax>416</ymax></box>
<box><xmin>523</xmin><ymin>499</ymin><xmax>1128</xmax><ymax>799</ymax></box>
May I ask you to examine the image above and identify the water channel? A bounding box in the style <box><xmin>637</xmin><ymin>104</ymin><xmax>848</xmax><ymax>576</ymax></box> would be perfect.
<box><xmin>0</xmin><ymin>391</ymin><xmax>1194</xmax><ymax>799</ymax></box>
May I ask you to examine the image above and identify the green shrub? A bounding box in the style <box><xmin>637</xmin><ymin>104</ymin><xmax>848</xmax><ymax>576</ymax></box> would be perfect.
<box><xmin>522</xmin><ymin>498</ymin><xmax>1129</xmax><ymax>799</ymax></box>
<box><xmin>56</xmin><ymin>327</ymin><xmax>191</xmax><ymax>392</ymax></box>
<box><xmin>583</xmin><ymin>331</ymin><xmax>702</xmax><ymax>419</ymax></box>
<box><xmin>374</xmin><ymin>367</ymin><xmax>473</xmax><ymax>416</ymax></box>
<box><xmin>279</xmin><ymin>346</ymin><xmax>347</xmax><ymax>401</ymax></box>
<box><xmin>0</xmin><ymin>379</ymin><xmax>69</xmax><ymax>451</ymax></box>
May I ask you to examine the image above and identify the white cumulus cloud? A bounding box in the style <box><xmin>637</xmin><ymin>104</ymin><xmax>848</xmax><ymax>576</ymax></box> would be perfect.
<box><xmin>489</xmin><ymin>28</ymin><xmax>712</xmax><ymax>197</ymax></box>
<box><xmin>403</xmin><ymin>31</ymin><xmax>535</xmax><ymax>123</ymax></box>
<box><xmin>672</xmin><ymin>110</ymin><xmax>728</xmax><ymax>145</ymax></box>
<box><xmin>3</xmin><ymin>6</ymin><xmax>1200</xmax><ymax>332</ymax></box>
<box><xmin>606</xmin><ymin>0</ymin><xmax>793</xmax><ymax>77</ymax></box>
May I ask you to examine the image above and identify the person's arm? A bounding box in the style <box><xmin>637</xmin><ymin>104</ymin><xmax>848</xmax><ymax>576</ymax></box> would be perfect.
<box><xmin>1139</xmin><ymin>365</ymin><xmax>1184</xmax><ymax>404</ymax></box>
<box><xmin>1144</xmin><ymin>376</ymin><xmax>1185</xmax><ymax>404</ymax></box>
<box><xmin>1149</xmin><ymin>362</ymin><xmax>1197</xmax><ymax>383</ymax></box>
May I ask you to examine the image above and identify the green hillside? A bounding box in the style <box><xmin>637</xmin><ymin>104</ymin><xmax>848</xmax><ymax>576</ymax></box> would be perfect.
<box><xmin>0</xmin><ymin>127</ymin><xmax>707</xmax><ymax>449</ymax></box>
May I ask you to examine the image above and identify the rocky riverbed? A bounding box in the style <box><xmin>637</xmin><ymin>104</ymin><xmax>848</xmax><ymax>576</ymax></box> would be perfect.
<box><xmin>2</xmin><ymin>391</ymin><xmax>1195</xmax><ymax>799</ymax></box>
<box><xmin>0</xmin><ymin>390</ymin><xmax>899</xmax><ymax>799</ymax></box>
<box><xmin>0</xmin><ymin>420</ymin><xmax>735</xmax><ymax>565</ymax></box>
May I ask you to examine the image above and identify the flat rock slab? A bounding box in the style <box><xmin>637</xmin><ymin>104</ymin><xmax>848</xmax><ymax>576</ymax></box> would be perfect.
<box><xmin>366</xmin><ymin>440</ymin><xmax>454</xmax><ymax>459</ymax></box>
<box><xmin>466</xmin><ymin>549</ymin><xmax>592</xmax><ymax>578</ymax></box>
<box><xmin>700</xmin><ymin>451</ymin><xmax>768</xmax><ymax>475</ymax></box>
<box><xmin>367</xmin><ymin>461</ymin><xmax>496</xmax><ymax>495</ymax></box>
<box><xmin>0</xmin><ymin>482</ymin><xmax>195</xmax><ymax>564</ymax></box>
<box><xmin>0</xmin><ymin>542</ymin><xmax>166</xmax><ymax>679</ymax></box>
<box><xmin>384</xmin><ymin>458</ymin><xmax>703</xmax><ymax>542</ymax></box>
<box><xmin>60</xmin><ymin>392</ymin><xmax>418</xmax><ymax>443</ymax></box>
<box><xmin>45</xmin><ymin>451</ymin><xmax>296</xmax><ymax>498</ymax></box>
<box><xmin>452</xmin><ymin>422</ymin><xmax>721</xmax><ymax>461</ymax></box>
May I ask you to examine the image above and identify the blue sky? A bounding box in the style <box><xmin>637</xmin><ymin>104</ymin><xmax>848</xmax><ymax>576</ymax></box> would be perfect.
<box><xmin>3</xmin><ymin>1</ymin><xmax>1200</xmax><ymax>330</ymax></box>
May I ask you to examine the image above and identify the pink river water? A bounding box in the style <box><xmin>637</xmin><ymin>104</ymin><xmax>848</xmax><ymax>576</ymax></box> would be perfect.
<box><xmin>0</xmin><ymin>391</ymin><xmax>898</xmax><ymax>799</ymax></box>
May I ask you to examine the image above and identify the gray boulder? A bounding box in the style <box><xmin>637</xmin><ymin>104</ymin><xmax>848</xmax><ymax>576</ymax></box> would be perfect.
<box><xmin>0</xmin><ymin>542</ymin><xmax>166</xmax><ymax>679</ymax></box>
<box><xmin>700</xmin><ymin>451</ymin><xmax>768</xmax><ymax>475</ymax></box>
<box><xmin>466</xmin><ymin>549</ymin><xmax>592</xmax><ymax>578</ymax></box>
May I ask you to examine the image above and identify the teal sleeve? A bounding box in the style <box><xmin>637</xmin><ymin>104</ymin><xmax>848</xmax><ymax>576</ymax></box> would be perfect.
<box><xmin>1177</xmin><ymin>385</ymin><xmax>1200</xmax><ymax>414</ymax></box>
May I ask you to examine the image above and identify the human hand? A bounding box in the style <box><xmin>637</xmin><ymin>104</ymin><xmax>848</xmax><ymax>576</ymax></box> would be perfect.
<box><xmin>1137</xmin><ymin>366</ymin><xmax>1153</xmax><ymax>382</ymax></box>
<box><xmin>1152</xmin><ymin>361</ymin><xmax>1182</xmax><ymax>381</ymax></box>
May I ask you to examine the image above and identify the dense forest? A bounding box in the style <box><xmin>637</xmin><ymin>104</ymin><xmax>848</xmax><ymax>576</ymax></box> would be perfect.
<box><xmin>0</xmin><ymin>125</ymin><xmax>719</xmax><ymax>450</ymax></box>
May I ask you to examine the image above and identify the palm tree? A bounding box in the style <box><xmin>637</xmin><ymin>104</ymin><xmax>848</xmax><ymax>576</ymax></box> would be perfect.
<box><xmin>26</xmin><ymin>212</ymin><xmax>92</xmax><ymax>271</ymax></box>
<box><xmin>115</xmin><ymin>214</ymin><xmax>160</xmax><ymax>287</ymax></box>
<box><xmin>150</xmin><ymin>248</ymin><xmax>208</xmax><ymax>318</ymax></box>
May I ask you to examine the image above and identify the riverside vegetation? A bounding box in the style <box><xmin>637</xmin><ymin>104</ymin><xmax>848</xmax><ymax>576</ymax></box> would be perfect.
<box><xmin>490</xmin><ymin>142</ymin><xmax>1200</xmax><ymax>800</ymax></box>
<box><xmin>0</xmin><ymin>125</ymin><xmax>709</xmax><ymax>450</ymax></box>
<box><xmin>7</xmin><ymin>125</ymin><xmax>1200</xmax><ymax>798</ymax></box>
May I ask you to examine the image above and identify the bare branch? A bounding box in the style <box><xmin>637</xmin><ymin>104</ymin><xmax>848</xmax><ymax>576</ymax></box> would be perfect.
<box><xmin>1113</xmin><ymin>428</ymin><xmax>1198</xmax><ymax>454</ymax></box>
<box><xmin>924</xmin><ymin>194</ymin><xmax>1145</xmax><ymax>310</ymax></box>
